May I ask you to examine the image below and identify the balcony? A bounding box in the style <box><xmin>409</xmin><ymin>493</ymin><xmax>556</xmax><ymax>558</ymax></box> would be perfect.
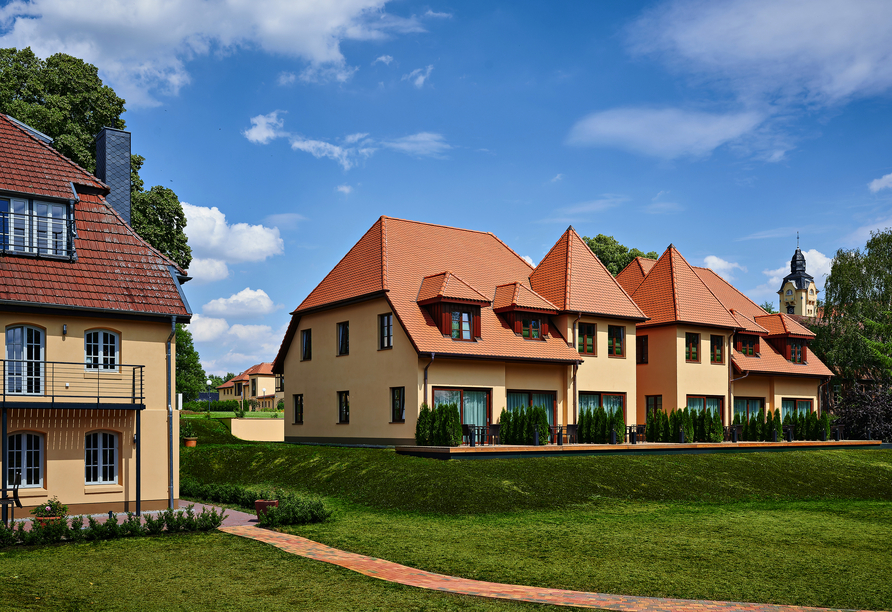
<box><xmin>2</xmin><ymin>360</ymin><xmax>145</xmax><ymax>410</ymax></box>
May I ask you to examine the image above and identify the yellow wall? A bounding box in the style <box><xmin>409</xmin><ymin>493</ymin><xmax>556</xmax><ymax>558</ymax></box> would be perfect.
<box><xmin>225</xmin><ymin>418</ymin><xmax>284</xmax><ymax>442</ymax></box>
<box><xmin>778</xmin><ymin>280</ymin><xmax>818</xmax><ymax>316</ymax></box>
<box><xmin>732</xmin><ymin>374</ymin><xmax>820</xmax><ymax>415</ymax></box>
<box><xmin>2</xmin><ymin>311</ymin><xmax>177</xmax><ymax>514</ymax></box>
<box><xmin>634</xmin><ymin>325</ymin><xmax>678</xmax><ymax>424</ymax></box>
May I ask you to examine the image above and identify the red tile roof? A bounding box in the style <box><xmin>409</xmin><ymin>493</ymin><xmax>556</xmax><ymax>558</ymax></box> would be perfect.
<box><xmin>693</xmin><ymin>267</ymin><xmax>767</xmax><ymax>321</ymax></box>
<box><xmin>732</xmin><ymin>340</ymin><xmax>832</xmax><ymax>377</ymax></box>
<box><xmin>754</xmin><ymin>313</ymin><xmax>816</xmax><ymax>338</ymax></box>
<box><xmin>616</xmin><ymin>257</ymin><xmax>656</xmax><ymax>295</ymax></box>
<box><xmin>286</xmin><ymin>217</ymin><xmax>583</xmax><ymax>363</ymax></box>
<box><xmin>729</xmin><ymin>309</ymin><xmax>769</xmax><ymax>334</ymax></box>
<box><xmin>417</xmin><ymin>271</ymin><xmax>491</xmax><ymax>304</ymax></box>
<box><xmin>631</xmin><ymin>246</ymin><xmax>739</xmax><ymax>329</ymax></box>
<box><xmin>493</xmin><ymin>282</ymin><xmax>559</xmax><ymax>313</ymax></box>
<box><xmin>0</xmin><ymin>117</ymin><xmax>190</xmax><ymax>318</ymax></box>
<box><xmin>529</xmin><ymin>227</ymin><xmax>647</xmax><ymax>319</ymax></box>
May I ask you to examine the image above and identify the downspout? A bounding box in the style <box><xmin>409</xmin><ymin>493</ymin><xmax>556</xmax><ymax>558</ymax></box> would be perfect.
<box><xmin>572</xmin><ymin>313</ymin><xmax>581</xmax><ymax>423</ymax></box>
<box><xmin>166</xmin><ymin>316</ymin><xmax>177</xmax><ymax>510</ymax></box>
<box><xmin>817</xmin><ymin>377</ymin><xmax>831</xmax><ymax>416</ymax></box>
<box><xmin>729</xmin><ymin>369</ymin><xmax>749</xmax><ymax>425</ymax></box>
<box><xmin>423</xmin><ymin>353</ymin><xmax>435</xmax><ymax>406</ymax></box>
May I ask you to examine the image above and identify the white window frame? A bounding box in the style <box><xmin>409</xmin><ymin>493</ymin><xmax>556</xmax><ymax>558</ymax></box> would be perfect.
<box><xmin>1</xmin><ymin>197</ymin><xmax>69</xmax><ymax>255</ymax></box>
<box><xmin>5</xmin><ymin>325</ymin><xmax>44</xmax><ymax>395</ymax></box>
<box><xmin>85</xmin><ymin>329</ymin><xmax>119</xmax><ymax>372</ymax></box>
<box><xmin>7</xmin><ymin>432</ymin><xmax>44</xmax><ymax>488</ymax></box>
<box><xmin>85</xmin><ymin>431</ymin><xmax>118</xmax><ymax>485</ymax></box>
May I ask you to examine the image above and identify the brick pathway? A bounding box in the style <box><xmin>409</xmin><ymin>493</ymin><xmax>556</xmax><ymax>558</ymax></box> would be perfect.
<box><xmin>220</xmin><ymin>525</ymin><xmax>872</xmax><ymax>612</ymax></box>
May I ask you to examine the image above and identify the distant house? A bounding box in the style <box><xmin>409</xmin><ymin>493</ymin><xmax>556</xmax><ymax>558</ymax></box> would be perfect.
<box><xmin>273</xmin><ymin>218</ymin><xmax>645</xmax><ymax>445</ymax></box>
<box><xmin>217</xmin><ymin>362</ymin><xmax>282</xmax><ymax>409</ymax></box>
<box><xmin>1</xmin><ymin>115</ymin><xmax>192</xmax><ymax>518</ymax></box>
<box><xmin>617</xmin><ymin>246</ymin><xmax>832</xmax><ymax>424</ymax></box>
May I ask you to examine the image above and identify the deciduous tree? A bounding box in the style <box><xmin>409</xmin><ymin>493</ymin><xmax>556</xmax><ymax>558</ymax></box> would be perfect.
<box><xmin>581</xmin><ymin>234</ymin><xmax>659</xmax><ymax>276</ymax></box>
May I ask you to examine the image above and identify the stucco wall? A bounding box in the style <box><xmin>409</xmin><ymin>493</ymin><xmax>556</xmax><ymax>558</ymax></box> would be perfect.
<box><xmin>732</xmin><ymin>374</ymin><xmax>820</xmax><ymax>415</ymax></box>
<box><xmin>2</xmin><ymin>311</ymin><xmax>177</xmax><ymax>514</ymax></box>
<box><xmin>225</xmin><ymin>418</ymin><xmax>284</xmax><ymax>442</ymax></box>
<box><xmin>675</xmin><ymin>325</ymin><xmax>732</xmax><ymax>421</ymax></box>
<box><xmin>635</xmin><ymin>325</ymin><xmax>678</xmax><ymax>424</ymax></box>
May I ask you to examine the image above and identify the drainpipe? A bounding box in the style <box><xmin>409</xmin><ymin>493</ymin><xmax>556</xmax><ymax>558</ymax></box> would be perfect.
<box><xmin>572</xmin><ymin>313</ymin><xmax>581</xmax><ymax>423</ymax></box>
<box><xmin>729</xmin><ymin>369</ymin><xmax>749</xmax><ymax>425</ymax></box>
<box><xmin>423</xmin><ymin>353</ymin><xmax>435</xmax><ymax>406</ymax></box>
<box><xmin>817</xmin><ymin>377</ymin><xmax>831</xmax><ymax>416</ymax></box>
<box><xmin>166</xmin><ymin>316</ymin><xmax>177</xmax><ymax>510</ymax></box>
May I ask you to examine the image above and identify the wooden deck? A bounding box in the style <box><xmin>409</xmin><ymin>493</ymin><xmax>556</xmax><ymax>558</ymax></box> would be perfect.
<box><xmin>395</xmin><ymin>439</ymin><xmax>888</xmax><ymax>460</ymax></box>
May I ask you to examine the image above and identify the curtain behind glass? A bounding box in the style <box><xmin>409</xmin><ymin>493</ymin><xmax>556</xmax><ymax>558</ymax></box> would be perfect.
<box><xmin>704</xmin><ymin>398</ymin><xmax>720</xmax><ymax>415</ymax></box>
<box><xmin>603</xmin><ymin>394</ymin><xmax>623</xmax><ymax>414</ymax></box>
<box><xmin>687</xmin><ymin>397</ymin><xmax>704</xmax><ymax>414</ymax></box>
<box><xmin>782</xmin><ymin>399</ymin><xmax>794</xmax><ymax>419</ymax></box>
<box><xmin>733</xmin><ymin>398</ymin><xmax>746</xmax><ymax>421</ymax></box>
<box><xmin>579</xmin><ymin>393</ymin><xmax>600</xmax><ymax>414</ymax></box>
<box><xmin>463</xmin><ymin>391</ymin><xmax>487</xmax><ymax>426</ymax></box>
<box><xmin>434</xmin><ymin>389</ymin><xmax>461</xmax><ymax>408</ymax></box>
<box><xmin>507</xmin><ymin>392</ymin><xmax>527</xmax><ymax>412</ymax></box>
<box><xmin>532</xmin><ymin>393</ymin><xmax>554</xmax><ymax>426</ymax></box>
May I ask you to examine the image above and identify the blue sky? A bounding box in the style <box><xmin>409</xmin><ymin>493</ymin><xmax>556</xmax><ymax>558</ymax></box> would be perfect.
<box><xmin>3</xmin><ymin>0</ymin><xmax>892</xmax><ymax>375</ymax></box>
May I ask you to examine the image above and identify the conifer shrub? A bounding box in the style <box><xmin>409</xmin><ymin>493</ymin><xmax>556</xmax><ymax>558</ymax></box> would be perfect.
<box><xmin>821</xmin><ymin>411</ymin><xmax>831</xmax><ymax>440</ymax></box>
<box><xmin>709</xmin><ymin>409</ymin><xmax>724</xmax><ymax>442</ymax></box>
<box><xmin>430</xmin><ymin>402</ymin><xmax>462</xmax><ymax>446</ymax></box>
<box><xmin>795</xmin><ymin>411</ymin><xmax>807</xmax><ymax>441</ymax></box>
<box><xmin>533</xmin><ymin>405</ymin><xmax>550</xmax><ymax>444</ymax></box>
<box><xmin>765</xmin><ymin>409</ymin><xmax>775</xmax><ymax>441</ymax></box>
<box><xmin>415</xmin><ymin>403</ymin><xmax>433</xmax><ymax>445</ymax></box>
<box><xmin>499</xmin><ymin>409</ymin><xmax>513</xmax><ymax>444</ymax></box>
<box><xmin>645</xmin><ymin>410</ymin><xmax>654</xmax><ymax>442</ymax></box>
<box><xmin>661</xmin><ymin>410</ymin><xmax>672</xmax><ymax>443</ymax></box>
<box><xmin>612</xmin><ymin>406</ymin><xmax>625</xmax><ymax>443</ymax></box>
<box><xmin>683</xmin><ymin>409</ymin><xmax>695</xmax><ymax>444</ymax></box>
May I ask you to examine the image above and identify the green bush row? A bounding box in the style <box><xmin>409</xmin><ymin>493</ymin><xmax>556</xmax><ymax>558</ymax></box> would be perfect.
<box><xmin>415</xmin><ymin>402</ymin><xmax>462</xmax><ymax>446</ymax></box>
<box><xmin>499</xmin><ymin>405</ymin><xmax>550</xmax><ymax>445</ymax></box>
<box><xmin>0</xmin><ymin>505</ymin><xmax>224</xmax><ymax>549</ymax></box>
<box><xmin>577</xmin><ymin>405</ymin><xmax>626</xmax><ymax>444</ymax></box>
<box><xmin>179</xmin><ymin>478</ymin><xmax>331</xmax><ymax>527</ymax></box>
<box><xmin>645</xmin><ymin>408</ymin><xmax>723</xmax><ymax>443</ymax></box>
<box><xmin>184</xmin><ymin>399</ymin><xmax>242</xmax><ymax>412</ymax></box>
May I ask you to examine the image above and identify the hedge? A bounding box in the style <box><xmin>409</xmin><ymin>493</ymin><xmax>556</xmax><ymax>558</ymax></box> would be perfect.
<box><xmin>498</xmin><ymin>405</ymin><xmax>550</xmax><ymax>445</ymax></box>
<box><xmin>414</xmin><ymin>402</ymin><xmax>462</xmax><ymax>446</ymax></box>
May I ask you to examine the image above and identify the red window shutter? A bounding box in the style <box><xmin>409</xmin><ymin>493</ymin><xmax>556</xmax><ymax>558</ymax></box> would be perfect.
<box><xmin>442</xmin><ymin>311</ymin><xmax>450</xmax><ymax>335</ymax></box>
<box><xmin>784</xmin><ymin>342</ymin><xmax>791</xmax><ymax>360</ymax></box>
<box><xmin>514</xmin><ymin>319</ymin><xmax>522</xmax><ymax>334</ymax></box>
<box><xmin>802</xmin><ymin>344</ymin><xmax>808</xmax><ymax>362</ymax></box>
<box><xmin>754</xmin><ymin>339</ymin><xmax>760</xmax><ymax>354</ymax></box>
<box><xmin>736</xmin><ymin>338</ymin><xmax>742</xmax><ymax>352</ymax></box>
<box><xmin>473</xmin><ymin>311</ymin><xmax>481</xmax><ymax>339</ymax></box>
<box><xmin>542</xmin><ymin>321</ymin><xmax>549</xmax><ymax>337</ymax></box>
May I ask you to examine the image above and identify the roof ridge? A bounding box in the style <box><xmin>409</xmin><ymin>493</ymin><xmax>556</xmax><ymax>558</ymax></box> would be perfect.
<box><xmin>671</xmin><ymin>247</ymin><xmax>739</xmax><ymax>328</ymax></box>
<box><xmin>568</xmin><ymin>229</ymin><xmax>645</xmax><ymax>318</ymax></box>
<box><xmin>564</xmin><ymin>228</ymin><xmax>572</xmax><ymax>310</ymax></box>
<box><xmin>693</xmin><ymin>266</ymin><xmax>769</xmax><ymax>315</ymax></box>
<box><xmin>1</xmin><ymin>114</ymin><xmax>106</xmax><ymax>191</ymax></box>
<box><xmin>668</xmin><ymin>248</ymin><xmax>680</xmax><ymax>322</ymax></box>
<box><xmin>381</xmin><ymin>216</ymin><xmax>389</xmax><ymax>291</ymax></box>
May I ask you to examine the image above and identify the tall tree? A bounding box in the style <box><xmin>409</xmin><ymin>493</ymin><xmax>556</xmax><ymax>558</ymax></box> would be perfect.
<box><xmin>582</xmin><ymin>234</ymin><xmax>659</xmax><ymax>276</ymax></box>
<box><xmin>176</xmin><ymin>324</ymin><xmax>207</xmax><ymax>402</ymax></box>
<box><xmin>760</xmin><ymin>301</ymin><xmax>778</xmax><ymax>313</ymax></box>
<box><xmin>131</xmin><ymin>184</ymin><xmax>192</xmax><ymax>270</ymax></box>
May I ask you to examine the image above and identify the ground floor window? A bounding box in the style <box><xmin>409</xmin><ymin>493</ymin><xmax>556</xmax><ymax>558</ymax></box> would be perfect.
<box><xmin>645</xmin><ymin>395</ymin><xmax>662</xmax><ymax>419</ymax></box>
<box><xmin>579</xmin><ymin>392</ymin><xmax>626</xmax><ymax>422</ymax></box>
<box><xmin>337</xmin><ymin>391</ymin><xmax>349</xmax><ymax>423</ymax></box>
<box><xmin>733</xmin><ymin>397</ymin><xmax>763</xmax><ymax>422</ymax></box>
<box><xmin>391</xmin><ymin>387</ymin><xmax>405</xmax><ymax>422</ymax></box>
<box><xmin>434</xmin><ymin>387</ymin><xmax>491</xmax><ymax>427</ymax></box>
<box><xmin>686</xmin><ymin>396</ymin><xmax>723</xmax><ymax>421</ymax></box>
<box><xmin>85</xmin><ymin>432</ymin><xmax>117</xmax><ymax>485</ymax></box>
<box><xmin>782</xmin><ymin>398</ymin><xmax>812</xmax><ymax>419</ymax></box>
<box><xmin>7</xmin><ymin>432</ymin><xmax>43</xmax><ymax>487</ymax></box>
<box><xmin>293</xmin><ymin>394</ymin><xmax>303</xmax><ymax>424</ymax></box>
<box><xmin>508</xmin><ymin>391</ymin><xmax>556</xmax><ymax>426</ymax></box>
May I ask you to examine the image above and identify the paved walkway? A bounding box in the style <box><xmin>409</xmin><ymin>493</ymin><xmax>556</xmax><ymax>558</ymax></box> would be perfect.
<box><xmin>220</xmin><ymin>524</ymin><xmax>871</xmax><ymax>612</ymax></box>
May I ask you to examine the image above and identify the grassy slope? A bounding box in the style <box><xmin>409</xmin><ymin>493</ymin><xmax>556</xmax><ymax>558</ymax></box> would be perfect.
<box><xmin>181</xmin><ymin>444</ymin><xmax>892</xmax><ymax>513</ymax></box>
<box><xmin>0</xmin><ymin>533</ymin><xmax>588</xmax><ymax>612</ymax></box>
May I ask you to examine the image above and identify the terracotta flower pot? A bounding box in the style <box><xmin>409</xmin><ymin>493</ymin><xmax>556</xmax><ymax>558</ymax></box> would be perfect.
<box><xmin>255</xmin><ymin>499</ymin><xmax>278</xmax><ymax>519</ymax></box>
<box><xmin>183</xmin><ymin>437</ymin><xmax>198</xmax><ymax>447</ymax></box>
<box><xmin>35</xmin><ymin>517</ymin><xmax>62</xmax><ymax>526</ymax></box>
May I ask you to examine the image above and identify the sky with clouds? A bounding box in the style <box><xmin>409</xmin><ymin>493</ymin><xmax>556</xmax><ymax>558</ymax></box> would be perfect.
<box><xmin>4</xmin><ymin>0</ymin><xmax>892</xmax><ymax>374</ymax></box>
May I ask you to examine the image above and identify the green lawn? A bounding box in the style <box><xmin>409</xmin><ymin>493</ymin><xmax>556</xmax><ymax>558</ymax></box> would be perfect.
<box><xmin>179</xmin><ymin>444</ymin><xmax>892</xmax><ymax>610</ymax></box>
<box><xmin>0</xmin><ymin>533</ymin><xmax>587</xmax><ymax>611</ymax></box>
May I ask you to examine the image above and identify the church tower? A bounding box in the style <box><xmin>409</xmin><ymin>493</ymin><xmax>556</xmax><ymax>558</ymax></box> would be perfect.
<box><xmin>778</xmin><ymin>242</ymin><xmax>817</xmax><ymax>316</ymax></box>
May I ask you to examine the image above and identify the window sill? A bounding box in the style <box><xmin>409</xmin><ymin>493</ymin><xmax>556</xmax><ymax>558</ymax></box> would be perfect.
<box><xmin>293</xmin><ymin>421</ymin><xmax>303</xmax><ymax>425</ymax></box>
<box><xmin>608</xmin><ymin>354</ymin><xmax>625</xmax><ymax>359</ymax></box>
<box><xmin>710</xmin><ymin>361</ymin><xmax>725</xmax><ymax>365</ymax></box>
<box><xmin>84</xmin><ymin>484</ymin><xmax>122</xmax><ymax>494</ymax></box>
<box><xmin>378</xmin><ymin>346</ymin><xmax>393</xmax><ymax>351</ymax></box>
<box><xmin>390</xmin><ymin>420</ymin><xmax>406</xmax><ymax>424</ymax></box>
<box><xmin>336</xmin><ymin>421</ymin><xmax>349</xmax><ymax>425</ymax></box>
<box><xmin>16</xmin><ymin>487</ymin><xmax>48</xmax><ymax>498</ymax></box>
<box><xmin>336</xmin><ymin>353</ymin><xmax>350</xmax><ymax>357</ymax></box>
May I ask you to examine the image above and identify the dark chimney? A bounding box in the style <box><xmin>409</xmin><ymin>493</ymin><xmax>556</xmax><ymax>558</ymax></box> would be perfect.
<box><xmin>95</xmin><ymin>127</ymin><xmax>132</xmax><ymax>224</ymax></box>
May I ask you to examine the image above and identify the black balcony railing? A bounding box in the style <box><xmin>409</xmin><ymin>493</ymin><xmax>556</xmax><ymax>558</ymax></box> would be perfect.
<box><xmin>1</xmin><ymin>359</ymin><xmax>145</xmax><ymax>408</ymax></box>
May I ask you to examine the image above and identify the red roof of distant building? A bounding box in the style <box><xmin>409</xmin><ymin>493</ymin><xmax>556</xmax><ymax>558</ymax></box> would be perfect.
<box><xmin>616</xmin><ymin>257</ymin><xmax>657</xmax><ymax>295</ymax></box>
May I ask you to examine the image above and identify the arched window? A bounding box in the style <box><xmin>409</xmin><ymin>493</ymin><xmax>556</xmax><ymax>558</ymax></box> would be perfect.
<box><xmin>85</xmin><ymin>330</ymin><xmax>119</xmax><ymax>371</ymax></box>
<box><xmin>785</xmin><ymin>289</ymin><xmax>793</xmax><ymax>296</ymax></box>
<box><xmin>85</xmin><ymin>432</ymin><xmax>118</xmax><ymax>485</ymax></box>
<box><xmin>7</xmin><ymin>432</ymin><xmax>43</xmax><ymax>488</ymax></box>
<box><xmin>5</xmin><ymin>325</ymin><xmax>44</xmax><ymax>395</ymax></box>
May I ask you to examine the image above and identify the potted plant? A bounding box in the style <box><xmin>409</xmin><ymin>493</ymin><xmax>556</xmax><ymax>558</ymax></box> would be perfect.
<box><xmin>181</xmin><ymin>419</ymin><xmax>198</xmax><ymax>447</ymax></box>
<box><xmin>31</xmin><ymin>496</ymin><xmax>68</xmax><ymax>526</ymax></box>
<box><xmin>255</xmin><ymin>498</ymin><xmax>279</xmax><ymax>519</ymax></box>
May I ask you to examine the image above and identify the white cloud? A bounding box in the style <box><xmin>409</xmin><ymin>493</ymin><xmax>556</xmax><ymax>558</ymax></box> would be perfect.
<box><xmin>845</xmin><ymin>216</ymin><xmax>892</xmax><ymax>246</ymax></box>
<box><xmin>336</xmin><ymin>184</ymin><xmax>353</xmax><ymax>194</ymax></box>
<box><xmin>372</xmin><ymin>55</ymin><xmax>393</xmax><ymax>65</ymax></box>
<box><xmin>290</xmin><ymin>137</ymin><xmax>354</xmax><ymax>169</ymax></box>
<box><xmin>550</xmin><ymin>174</ymin><xmax>564</xmax><ymax>182</ymax></box>
<box><xmin>277</xmin><ymin>72</ymin><xmax>296</xmax><ymax>86</ymax></box>
<box><xmin>344</xmin><ymin>132</ymin><xmax>369</xmax><ymax>144</ymax></box>
<box><xmin>188</xmin><ymin>314</ymin><xmax>230</xmax><ymax>342</ymax></box>
<box><xmin>629</xmin><ymin>0</ymin><xmax>892</xmax><ymax>107</ymax></box>
<box><xmin>243</xmin><ymin>111</ymin><xmax>286</xmax><ymax>144</ymax></box>
<box><xmin>263</xmin><ymin>213</ymin><xmax>306</xmax><ymax>230</ymax></box>
<box><xmin>750</xmin><ymin>248</ymin><xmax>833</xmax><ymax>303</ymax></box>
<box><xmin>868</xmin><ymin>172</ymin><xmax>892</xmax><ymax>193</ymax></box>
<box><xmin>203</xmin><ymin>288</ymin><xmax>280</xmax><ymax>318</ymax></box>
<box><xmin>645</xmin><ymin>201</ymin><xmax>684</xmax><ymax>214</ymax></box>
<box><xmin>199</xmin><ymin>322</ymin><xmax>290</xmax><ymax>375</ymax></box>
<box><xmin>521</xmin><ymin>255</ymin><xmax>534</xmax><ymax>266</ymax></box>
<box><xmin>567</xmin><ymin>107</ymin><xmax>764</xmax><ymax>159</ymax></box>
<box><xmin>736</xmin><ymin>227</ymin><xmax>800</xmax><ymax>241</ymax></box>
<box><xmin>182</xmin><ymin>203</ymin><xmax>284</xmax><ymax>264</ymax></box>
<box><xmin>402</xmin><ymin>64</ymin><xmax>433</xmax><ymax>88</ymax></box>
<box><xmin>381</xmin><ymin>132</ymin><xmax>451</xmax><ymax>157</ymax></box>
<box><xmin>0</xmin><ymin>0</ymin><xmax>426</xmax><ymax>106</ymax></box>
<box><xmin>703</xmin><ymin>255</ymin><xmax>747</xmax><ymax>281</ymax></box>
<box><xmin>424</xmin><ymin>10</ymin><xmax>452</xmax><ymax>19</ymax></box>
<box><xmin>186</xmin><ymin>257</ymin><xmax>229</xmax><ymax>284</ymax></box>
<box><xmin>539</xmin><ymin>194</ymin><xmax>628</xmax><ymax>223</ymax></box>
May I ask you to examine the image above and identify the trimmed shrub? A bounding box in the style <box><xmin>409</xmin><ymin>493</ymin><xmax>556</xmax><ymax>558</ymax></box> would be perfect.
<box><xmin>532</xmin><ymin>405</ymin><xmax>550</xmax><ymax>444</ymax></box>
<box><xmin>259</xmin><ymin>493</ymin><xmax>331</xmax><ymax>527</ymax></box>
<box><xmin>821</xmin><ymin>411</ymin><xmax>831</xmax><ymax>440</ymax></box>
<box><xmin>683</xmin><ymin>409</ymin><xmax>694</xmax><ymax>444</ymax></box>
<box><xmin>415</xmin><ymin>403</ymin><xmax>432</xmax><ymax>445</ymax></box>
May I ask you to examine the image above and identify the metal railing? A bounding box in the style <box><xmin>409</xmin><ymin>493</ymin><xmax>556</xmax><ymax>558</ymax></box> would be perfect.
<box><xmin>1</xmin><ymin>359</ymin><xmax>144</xmax><ymax>406</ymax></box>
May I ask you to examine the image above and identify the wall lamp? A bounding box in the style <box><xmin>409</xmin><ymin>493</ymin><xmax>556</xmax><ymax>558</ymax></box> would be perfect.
<box><xmin>62</xmin><ymin>324</ymin><xmax>67</xmax><ymax>335</ymax></box>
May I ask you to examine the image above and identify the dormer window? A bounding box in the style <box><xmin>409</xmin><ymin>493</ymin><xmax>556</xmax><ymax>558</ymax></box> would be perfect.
<box><xmin>521</xmin><ymin>316</ymin><xmax>541</xmax><ymax>339</ymax></box>
<box><xmin>417</xmin><ymin>271</ymin><xmax>489</xmax><ymax>341</ymax></box>
<box><xmin>736</xmin><ymin>334</ymin><xmax>759</xmax><ymax>356</ymax></box>
<box><xmin>788</xmin><ymin>339</ymin><xmax>806</xmax><ymax>363</ymax></box>
<box><xmin>451</xmin><ymin>309</ymin><xmax>473</xmax><ymax>340</ymax></box>
<box><xmin>1</xmin><ymin>196</ymin><xmax>72</xmax><ymax>257</ymax></box>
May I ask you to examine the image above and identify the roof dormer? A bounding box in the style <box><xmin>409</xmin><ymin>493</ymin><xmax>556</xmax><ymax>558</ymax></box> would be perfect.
<box><xmin>493</xmin><ymin>282</ymin><xmax>559</xmax><ymax>340</ymax></box>
<box><xmin>417</xmin><ymin>271</ymin><xmax>491</xmax><ymax>341</ymax></box>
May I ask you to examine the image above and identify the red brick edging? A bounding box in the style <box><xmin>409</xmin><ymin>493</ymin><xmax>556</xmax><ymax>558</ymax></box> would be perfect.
<box><xmin>220</xmin><ymin>525</ymin><xmax>874</xmax><ymax>612</ymax></box>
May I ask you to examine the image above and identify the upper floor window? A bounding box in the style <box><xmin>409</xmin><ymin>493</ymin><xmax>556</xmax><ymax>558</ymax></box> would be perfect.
<box><xmin>737</xmin><ymin>334</ymin><xmax>758</xmax><ymax>356</ymax></box>
<box><xmin>251</xmin><ymin>378</ymin><xmax>257</xmax><ymax>396</ymax></box>
<box><xmin>379</xmin><ymin>313</ymin><xmax>393</xmax><ymax>349</ymax></box>
<box><xmin>710</xmin><ymin>335</ymin><xmax>724</xmax><ymax>364</ymax></box>
<box><xmin>337</xmin><ymin>322</ymin><xmax>349</xmax><ymax>355</ymax></box>
<box><xmin>0</xmin><ymin>197</ymin><xmax>71</xmax><ymax>256</ymax></box>
<box><xmin>301</xmin><ymin>329</ymin><xmax>312</xmax><ymax>360</ymax></box>
<box><xmin>451</xmin><ymin>309</ymin><xmax>472</xmax><ymax>340</ymax></box>
<box><xmin>788</xmin><ymin>339</ymin><xmax>805</xmax><ymax>363</ymax></box>
<box><xmin>85</xmin><ymin>431</ymin><xmax>117</xmax><ymax>485</ymax></box>
<box><xmin>607</xmin><ymin>326</ymin><xmax>625</xmax><ymax>357</ymax></box>
<box><xmin>521</xmin><ymin>317</ymin><xmax>543</xmax><ymax>340</ymax></box>
<box><xmin>85</xmin><ymin>330</ymin><xmax>118</xmax><ymax>371</ymax></box>
<box><xmin>578</xmin><ymin>323</ymin><xmax>595</xmax><ymax>355</ymax></box>
<box><xmin>685</xmin><ymin>332</ymin><xmax>699</xmax><ymax>362</ymax></box>
<box><xmin>5</xmin><ymin>325</ymin><xmax>43</xmax><ymax>395</ymax></box>
<box><xmin>636</xmin><ymin>335</ymin><xmax>648</xmax><ymax>364</ymax></box>
<box><xmin>7</xmin><ymin>432</ymin><xmax>43</xmax><ymax>488</ymax></box>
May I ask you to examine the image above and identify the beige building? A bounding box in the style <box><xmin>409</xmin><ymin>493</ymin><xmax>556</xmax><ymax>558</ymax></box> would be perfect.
<box><xmin>273</xmin><ymin>219</ymin><xmax>646</xmax><ymax>445</ymax></box>
<box><xmin>778</xmin><ymin>247</ymin><xmax>818</xmax><ymax>316</ymax></box>
<box><xmin>1</xmin><ymin>116</ymin><xmax>191</xmax><ymax>518</ymax></box>
<box><xmin>216</xmin><ymin>362</ymin><xmax>282</xmax><ymax>409</ymax></box>
<box><xmin>617</xmin><ymin>246</ymin><xmax>832</xmax><ymax>428</ymax></box>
